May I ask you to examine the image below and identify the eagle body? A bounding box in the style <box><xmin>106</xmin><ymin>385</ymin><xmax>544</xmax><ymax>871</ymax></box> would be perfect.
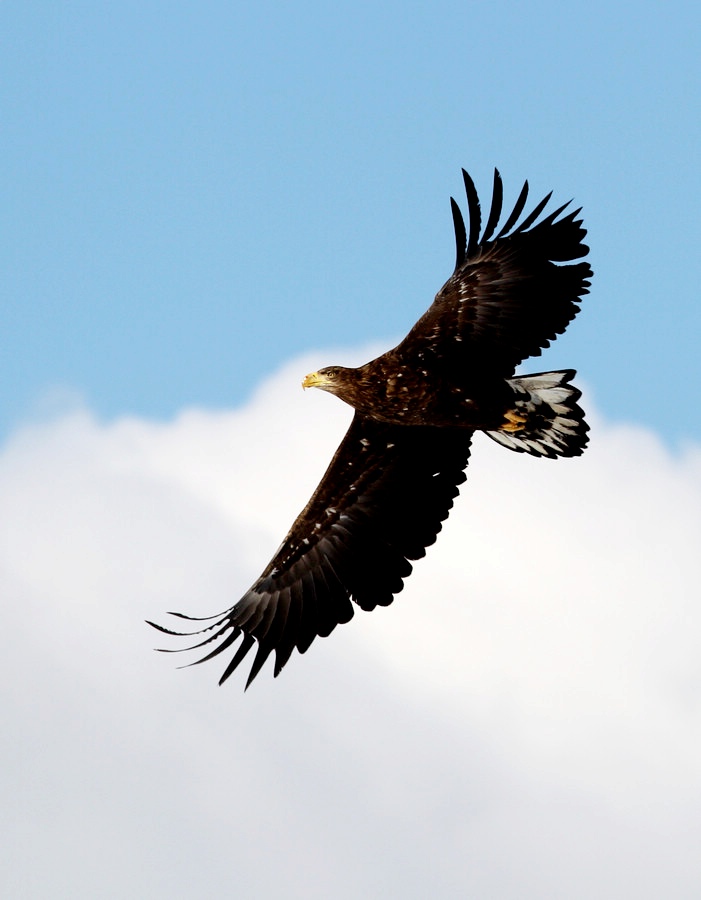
<box><xmin>150</xmin><ymin>169</ymin><xmax>592</xmax><ymax>688</ymax></box>
<box><xmin>303</xmin><ymin>357</ymin><xmax>515</xmax><ymax>429</ymax></box>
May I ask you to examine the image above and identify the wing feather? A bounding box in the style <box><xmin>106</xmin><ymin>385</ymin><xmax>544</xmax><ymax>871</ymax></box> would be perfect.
<box><xmin>393</xmin><ymin>173</ymin><xmax>592</xmax><ymax>375</ymax></box>
<box><xmin>220</xmin><ymin>634</ymin><xmax>256</xmax><ymax>685</ymax></box>
<box><xmin>496</xmin><ymin>179</ymin><xmax>529</xmax><ymax>238</ymax></box>
<box><xmin>480</xmin><ymin>169</ymin><xmax>503</xmax><ymax>244</ymax></box>
<box><xmin>150</xmin><ymin>413</ymin><xmax>472</xmax><ymax>687</ymax></box>
<box><xmin>512</xmin><ymin>189</ymin><xmax>553</xmax><ymax>233</ymax></box>
<box><xmin>462</xmin><ymin>169</ymin><xmax>482</xmax><ymax>258</ymax></box>
<box><xmin>295</xmin><ymin>572</ymin><xmax>318</xmax><ymax>652</ymax></box>
<box><xmin>450</xmin><ymin>198</ymin><xmax>467</xmax><ymax>269</ymax></box>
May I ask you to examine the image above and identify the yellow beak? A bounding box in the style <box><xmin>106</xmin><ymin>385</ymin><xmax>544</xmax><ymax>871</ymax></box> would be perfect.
<box><xmin>302</xmin><ymin>371</ymin><xmax>323</xmax><ymax>389</ymax></box>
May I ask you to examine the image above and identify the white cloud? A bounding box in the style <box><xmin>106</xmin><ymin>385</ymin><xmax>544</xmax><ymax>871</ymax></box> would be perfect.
<box><xmin>2</xmin><ymin>350</ymin><xmax>701</xmax><ymax>899</ymax></box>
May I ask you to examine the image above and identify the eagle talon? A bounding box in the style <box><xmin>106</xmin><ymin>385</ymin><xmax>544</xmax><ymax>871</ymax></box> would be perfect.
<box><xmin>501</xmin><ymin>409</ymin><xmax>528</xmax><ymax>432</ymax></box>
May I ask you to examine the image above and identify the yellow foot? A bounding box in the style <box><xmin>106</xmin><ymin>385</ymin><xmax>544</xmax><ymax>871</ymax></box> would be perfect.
<box><xmin>501</xmin><ymin>409</ymin><xmax>528</xmax><ymax>432</ymax></box>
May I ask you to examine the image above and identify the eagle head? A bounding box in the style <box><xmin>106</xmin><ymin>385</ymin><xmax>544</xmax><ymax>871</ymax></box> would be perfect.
<box><xmin>302</xmin><ymin>366</ymin><xmax>352</xmax><ymax>395</ymax></box>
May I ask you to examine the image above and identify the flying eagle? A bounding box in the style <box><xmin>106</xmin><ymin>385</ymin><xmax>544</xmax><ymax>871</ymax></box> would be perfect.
<box><xmin>149</xmin><ymin>169</ymin><xmax>592</xmax><ymax>688</ymax></box>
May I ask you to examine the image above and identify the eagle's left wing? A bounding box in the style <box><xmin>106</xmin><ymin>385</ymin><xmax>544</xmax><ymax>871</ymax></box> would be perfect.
<box><xmin>393</xmin><ymin>169</ymin><xmax>592</xmax><ymax>377</ymax></box>
<box><xmin>149</xmin><ymin>413</ymin><xmax>472</xmax><ymax>688</ymax></box>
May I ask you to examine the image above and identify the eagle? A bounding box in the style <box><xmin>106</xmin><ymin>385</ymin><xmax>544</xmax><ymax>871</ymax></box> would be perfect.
<box><xmin>149</xmin><ymin>169</ymin><xmax>592</xmax><ymax>688</ymax></box>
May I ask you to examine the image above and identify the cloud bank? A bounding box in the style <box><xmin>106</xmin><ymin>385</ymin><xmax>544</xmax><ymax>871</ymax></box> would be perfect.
<box><xmin>2</xmin><ymin>350</ymin><xmax>701</xmax><ymax>899</ymax></box>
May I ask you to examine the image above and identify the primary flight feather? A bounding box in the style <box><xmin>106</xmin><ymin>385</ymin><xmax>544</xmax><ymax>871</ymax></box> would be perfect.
<box><xmin>149</xmin><ymin>168</ymin><xmax>592</xmax><ymax>688</ymax></box>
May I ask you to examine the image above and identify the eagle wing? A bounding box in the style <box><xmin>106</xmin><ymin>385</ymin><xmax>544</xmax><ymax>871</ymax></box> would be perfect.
<box><xmin>149</xmin><ymin>413</ymin><xmax>472</xmax><ymax>688</ymax></box>
<box><xmin>393</xmin><ymin>169</ymin><xmax>592</xmax><ymax>377</ymax></box>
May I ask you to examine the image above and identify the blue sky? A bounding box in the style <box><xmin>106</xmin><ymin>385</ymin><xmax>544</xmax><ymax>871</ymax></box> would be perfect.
<box><xmin>2</xmin><ymin>0</ymin><xmax>700</xmax><ymax>444</ymax></box>
<box><xmin>3</xmin><ymin>4</ymin><xmax>701</xmax><ymax>899</ymax></box>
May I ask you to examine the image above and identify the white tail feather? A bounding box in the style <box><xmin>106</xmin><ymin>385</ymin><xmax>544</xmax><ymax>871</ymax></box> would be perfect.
<box><xmin>485</xmin><ymin>370</ymin><xmax>588</xmax><ymax>458</ymax></box>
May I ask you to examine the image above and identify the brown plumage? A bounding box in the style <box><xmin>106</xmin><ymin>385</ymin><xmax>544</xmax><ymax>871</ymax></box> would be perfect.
<box><xmin>148</xmin><ymin>169</ymin><xmax>592</xmax><ymax>688</ymax></box>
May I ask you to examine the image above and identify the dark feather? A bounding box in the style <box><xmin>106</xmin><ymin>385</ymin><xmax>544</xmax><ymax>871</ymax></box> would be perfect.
<box><xmin>394</xmin><ymin>173</ymin><xmax>591</xmax><ymax>376</ymax></box>
<box><xmin>462</xmin><ymin>169</ymin><xmax>482</xmax><ymax>258</ymax></box>
<box><xmin>512</xmin><ymin>190</ymin><xmax>553</xmax><ymax>233</ymax></box>
<box><xmin>480</xmin><ymin>169</ymin><xmax>503</xmax><ymax>244</ymax></box>
<box><xmin>496</xmin><ymin>180</ymin><xmax>529</xmax><ymax>238</ymax></box>
<box><xmin>153</xmin><ymin>414</ymin><xmax>472</xmax><ymax>687</ymax></box>
<box><xmin>450</xmin><ymin>198</ymin><xmax>467</xmax><ymax>270</ymax></box>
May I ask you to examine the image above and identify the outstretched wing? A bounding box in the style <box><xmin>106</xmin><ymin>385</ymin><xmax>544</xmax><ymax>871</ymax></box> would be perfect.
<box><xmin>394</xmin><ymin>169</ymin><xmax>592</xmax><ymax>377</ymax></box>
<box><xmin>149</xmin><ymin>413</ymin><xmax>472</xmax><ymax>688</ymax></box>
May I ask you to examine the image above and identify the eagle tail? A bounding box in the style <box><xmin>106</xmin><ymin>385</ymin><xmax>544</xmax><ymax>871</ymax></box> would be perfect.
<box><xmin>485</xmin><ymin>370</ymin><xmax>589</xmax><ymax>458</ymax></box>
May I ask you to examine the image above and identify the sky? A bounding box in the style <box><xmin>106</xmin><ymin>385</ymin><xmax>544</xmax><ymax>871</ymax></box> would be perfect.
<box><xmin>2</xmin><ymin>1</ymin><xmax>701</xmax><ymax>898</ymax></box>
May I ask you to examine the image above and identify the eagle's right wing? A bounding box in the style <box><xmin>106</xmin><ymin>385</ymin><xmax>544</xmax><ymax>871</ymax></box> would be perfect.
<box><xmin>149</xmin><ymin>413</ymin><xmax>472</xmax><ymax>688</ymax></box>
